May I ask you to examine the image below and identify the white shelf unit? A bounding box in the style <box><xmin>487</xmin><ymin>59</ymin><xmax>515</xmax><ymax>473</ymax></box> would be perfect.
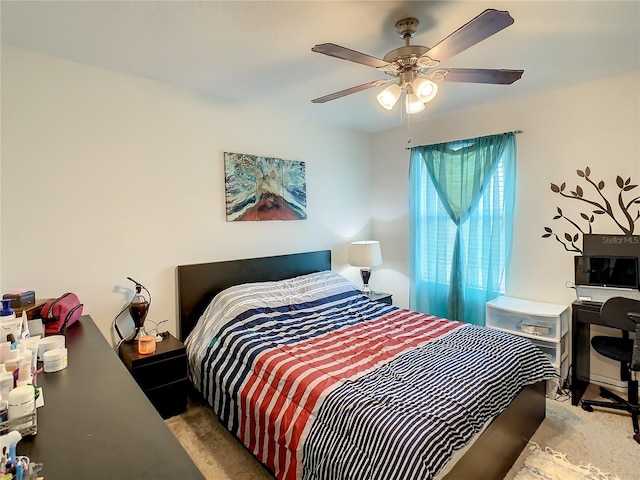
<box><xmin>486</xmin><ymin>296</ymin><xmax>570</xmax><ymax>394</ymax></box>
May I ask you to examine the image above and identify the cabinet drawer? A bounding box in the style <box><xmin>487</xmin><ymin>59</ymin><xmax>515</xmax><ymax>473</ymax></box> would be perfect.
<box><xmin>145</xmin><ymin>378</ymin><xmax>188</xmax><ymax>419</ymax></box>
<box><xmin>528</xmin><ymin>337</ymin><xmax>564</xmax><ymax>365</ymax></box>
<box><xmin>131</xmin><ymin>353</ymin><xmax>187</xmax><ymax>390</ymax></box>
<box><xmin>486</xmin><ymin>297</ymin><xmax>569</xmax><ymax>341</ymax></box>
<box><xmin>489</xmin><ymin>308</ymin><xmax>566</xmax><ymax>340</ymax></box>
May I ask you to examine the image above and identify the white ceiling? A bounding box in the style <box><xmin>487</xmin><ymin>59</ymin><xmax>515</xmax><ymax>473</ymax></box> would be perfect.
<box><xmin>2</xmin><ymin>1</ymin><xmax>639</xmax><ymax>133</ymax></box>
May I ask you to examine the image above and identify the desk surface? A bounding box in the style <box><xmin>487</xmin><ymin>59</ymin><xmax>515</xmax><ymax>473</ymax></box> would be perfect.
<box><xmin>18</xmin><ymin>316</ymin><xmax>204</xmax><ymax>479</ymax></box>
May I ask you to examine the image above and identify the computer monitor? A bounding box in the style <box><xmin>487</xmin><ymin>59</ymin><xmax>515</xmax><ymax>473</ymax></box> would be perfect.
<box><xmin>574</xmin><ymin>256</ymin><xmax>639</xmax><ymax>290</ymax></box>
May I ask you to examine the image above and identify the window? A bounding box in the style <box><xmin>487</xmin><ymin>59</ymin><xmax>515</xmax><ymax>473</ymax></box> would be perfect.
<box><xmin>409</xmin><ymin>133</ymin><xmax>515</xmax><ymax>325</ymax></box>
<box><xmin>417</xmin><ymin>157</ymin><xmax>506</xmax><ymax>293</ymax></box>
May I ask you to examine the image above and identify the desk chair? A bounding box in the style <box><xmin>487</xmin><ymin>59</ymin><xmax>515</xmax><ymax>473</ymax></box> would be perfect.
<box><xmin>581</xmin><ymin>296</ymin><xmax>640</xmax><ymax>443</ymax></box>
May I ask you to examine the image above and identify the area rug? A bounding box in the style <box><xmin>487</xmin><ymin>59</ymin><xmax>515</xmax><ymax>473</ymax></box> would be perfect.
<box><xmin>513</xmin><ymin>443</ymin><xmax>621</xmax><ymax>480</ymax></box>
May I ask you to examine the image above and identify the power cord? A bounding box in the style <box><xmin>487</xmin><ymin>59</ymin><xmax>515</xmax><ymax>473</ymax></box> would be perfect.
<box><xmin>562</xmin><ymin>365</ymin><xmax>573</xmax><ymax>390</ymax></box>
<box><xmin>112</xmin><ymin>303</ymin><xmax>131</xmax><ymax>344</ymax></box>
<box><xmin>548</xmin><ymin>364</ymin><xmax>572</xmax><ymax>402</ymax></box>
<box><xmin>144</xmin><ymin>319</ymin><xmax>169</xmax><ymax>340</ymax></box>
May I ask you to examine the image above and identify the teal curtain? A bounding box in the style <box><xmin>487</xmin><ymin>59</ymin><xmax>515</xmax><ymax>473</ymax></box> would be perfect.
<box><xmin>409</xmin><ymin>133</ymin><xmax>515</xmax><ymax>325</ymax></box>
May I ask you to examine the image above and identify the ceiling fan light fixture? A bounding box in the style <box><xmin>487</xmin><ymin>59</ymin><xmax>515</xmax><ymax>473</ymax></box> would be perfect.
<box><xmin>376</xmin><ymin>83</ymin><xmax>401</xmax><ymax>110</ymax></box>
<box><xmin>404</xmin><ymin>89</ymin><xmax>425</xmax><ymax>114</ymax></box>
<box><xmin>412</xmin><ymin>77</ymin><xmax>438</xmax><ymax>103</ymax></box>
<box><xmin>310</xmin><ymin>9</ymin><xmax>523</xmax><ymax>121</ymax></box>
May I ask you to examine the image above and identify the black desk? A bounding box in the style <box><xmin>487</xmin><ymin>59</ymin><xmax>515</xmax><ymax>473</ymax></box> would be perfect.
<box><xmin>18</xmin><ymin>315</ymin><xmax>204</xmax><ymax>479</ymax></box>
<box><xmin>571</xmin><ymin>301</ymin><xmax>604</xmax><ymax>405</ymax></box>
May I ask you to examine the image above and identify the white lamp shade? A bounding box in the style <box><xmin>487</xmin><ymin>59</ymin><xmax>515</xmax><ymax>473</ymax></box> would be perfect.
<box><xmin>404</xmin><ymin>90</ymin><xmax>425</xmax><ymax>114</ymax></box>
<box><xmin>349</xmin><ymin>241</ymin><xmax>383</xmax><ymax>267</ymax></box>
<box><xmin>376</xmin><ymin>84</ymin><xmax>401</xmax><ymax>110</ymax></box>
<box><xmin>412</xmin><ymin>77</ymin><xmax>438</xmax><ymax>103</ymax></box>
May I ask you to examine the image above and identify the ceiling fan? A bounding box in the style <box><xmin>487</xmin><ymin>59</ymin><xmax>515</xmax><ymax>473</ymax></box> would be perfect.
<box><xmin>311</xmin><ymin>9</ymin><xmax>523</xmax><ymax>114</ymax></box>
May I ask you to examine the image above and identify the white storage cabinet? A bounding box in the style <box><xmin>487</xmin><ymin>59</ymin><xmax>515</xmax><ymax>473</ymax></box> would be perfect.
<box><xmin>486</xmin><ymin>296</ymin><xmax>570</xmax><ymax>394</ymax></box>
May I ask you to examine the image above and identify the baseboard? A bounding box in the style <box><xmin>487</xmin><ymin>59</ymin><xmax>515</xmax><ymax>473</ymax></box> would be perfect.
<box><xmin>589</xmin><ymin>373</ymin><xmax>640</xmax><ymax>397</ymax></box>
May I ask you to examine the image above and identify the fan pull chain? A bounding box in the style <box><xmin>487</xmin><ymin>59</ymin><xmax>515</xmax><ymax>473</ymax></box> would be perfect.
<box><xmin>402</xmin><ymin>89</ymin><xmax>412</xmax><ymax>145</ymax></box>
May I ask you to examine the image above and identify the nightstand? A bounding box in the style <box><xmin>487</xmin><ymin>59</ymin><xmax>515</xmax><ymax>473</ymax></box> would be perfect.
<box><xmin>366</xmin><ymin>291</ymin><xmax>393</xmax><ymax>305</ymax></box>
<box><xmin>118</xmin><ymin>333</ymin><xmax>188</xmax><ymax>419</ymax></box>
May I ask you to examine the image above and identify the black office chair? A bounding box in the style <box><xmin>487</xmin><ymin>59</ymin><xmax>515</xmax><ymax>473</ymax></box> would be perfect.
<box><xmin>581</xmin><ymin>296</ymin><xmax>640</xmax><ymax>443</ymax></box>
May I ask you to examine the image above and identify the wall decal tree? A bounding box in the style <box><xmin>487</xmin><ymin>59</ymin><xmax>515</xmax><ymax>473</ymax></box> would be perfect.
<box><xmin>542</xmin><ymin>167</ymin><xmax>640</xmax><ymax>253</ymax></box>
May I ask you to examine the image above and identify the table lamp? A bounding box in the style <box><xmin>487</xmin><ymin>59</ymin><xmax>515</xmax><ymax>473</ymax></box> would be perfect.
<box><xmin>349</xmin><ymin>241</ymin><xmax>383</xmax><ymax>293</ymax></box>
<box><xmin>127</xmin><ymin>278</ymin><xmax>150</xmax><ymax>343</ymax></box>
<box><xmin>115</xmin><ymin>277</ymin><xmax>151</xmax><ymax>344</ymax></box>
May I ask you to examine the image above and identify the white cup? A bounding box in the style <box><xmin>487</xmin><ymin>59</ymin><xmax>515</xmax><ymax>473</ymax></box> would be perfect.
<box><xmin>43</xmin><ymin>348</ymin><xmax>68</xmax><ymax>373</ymax></box>
<box><xmin>37</xmin><ymin>335</ymin><xmax>65</xmax><ymax>361</ymax></box>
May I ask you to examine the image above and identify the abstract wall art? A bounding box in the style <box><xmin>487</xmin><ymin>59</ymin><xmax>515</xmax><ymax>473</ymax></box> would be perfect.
<box><xmin>224</xmin><ymin>152</ymin><xmax>307</xmax><ymax>222</ymax></box>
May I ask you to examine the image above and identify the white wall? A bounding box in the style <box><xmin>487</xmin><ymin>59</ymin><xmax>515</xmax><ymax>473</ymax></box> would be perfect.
<box><xmin>1</xmin><ymin>46</ymin><xmax>372</xmax><ymax>343</ymax></box>
<box><xmin>371</xmin><ymin>71</ymin><xmax>640</xmax><ymax>309</ymax></box>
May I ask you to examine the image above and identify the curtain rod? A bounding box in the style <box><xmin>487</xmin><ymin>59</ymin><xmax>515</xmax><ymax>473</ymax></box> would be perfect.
<box><xmin>406</xmin><ymin>130</ymin><xmax>523</xmax><ymax>150</ymax></box>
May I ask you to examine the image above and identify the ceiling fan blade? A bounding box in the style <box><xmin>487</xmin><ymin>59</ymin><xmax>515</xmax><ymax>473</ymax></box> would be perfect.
<box><xmin>311</xmin><ymin>79</ymin><xmax>391</xmax><ymax>103</ymax></box>
<box><xmin>427</xmin><ymin>9</ymin><xmax>515</xmax><ymax>63</ymax></box>
<box><xmin>312</xmin><ymin>43</ymin><xmax>390</xmax><ymax>69</ymax></box>
<box><xmin>440</xmin><ymin>68</ymin><xmax>524</xmax><ymax>84</ymax></box>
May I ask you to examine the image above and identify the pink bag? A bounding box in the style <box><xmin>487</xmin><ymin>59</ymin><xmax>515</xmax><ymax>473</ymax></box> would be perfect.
<box><xmin>41</xmin><ymin>293</ymin><xmax>84</xmax><ymax>334</ymax></box>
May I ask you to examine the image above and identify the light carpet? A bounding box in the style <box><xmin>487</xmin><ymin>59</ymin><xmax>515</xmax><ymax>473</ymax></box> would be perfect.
<box><xmin>166</xmin><ymin>385</ymin><xmax>636</xmax><ymax>480</ymax></box>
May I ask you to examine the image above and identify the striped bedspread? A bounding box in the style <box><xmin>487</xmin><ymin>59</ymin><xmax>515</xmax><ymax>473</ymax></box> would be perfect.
<box><xmin>186</xmin><ymin>271</ymin><xmax>556</xmax><ymax>480</ymax></box>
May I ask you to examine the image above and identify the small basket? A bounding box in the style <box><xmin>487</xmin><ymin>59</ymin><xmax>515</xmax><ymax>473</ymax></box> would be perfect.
<box><xmin>0</xmin><ymin>411</ymin><xmax>37</xmax><ymax>436</ymax></box>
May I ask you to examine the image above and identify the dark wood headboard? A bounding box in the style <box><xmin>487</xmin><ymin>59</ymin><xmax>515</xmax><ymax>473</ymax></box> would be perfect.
<box><xmin>175</xmin><ymin>250</ymin><xmax>332</xmax><ymax>341</ymax></box>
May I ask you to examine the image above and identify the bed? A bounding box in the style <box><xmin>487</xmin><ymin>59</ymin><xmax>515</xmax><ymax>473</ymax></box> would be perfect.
<box><xmin>177</xmin><ymin>250</ymin><xmax>555</xmax><ymax>480</ymax></box>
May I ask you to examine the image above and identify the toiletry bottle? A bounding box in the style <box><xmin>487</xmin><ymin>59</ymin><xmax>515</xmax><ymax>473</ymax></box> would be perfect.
<box><xmin>18</xmin><ymin>336</ymin><xmax>39</xmax><ymax>375</ymax></box>
<box><xmin>3</xmin><ymin>349</ymin><xmax>19</xmax><ymax>384</ymax></box>
<box><xmin>0</xmin><ymin>342</ymin><xmax>10</xmax><ymax>364</ymax></box>
<box><xmin>0</xmin><ymin>301</ymin><xmax>14</xmax><ymax>321</ymax></box>
<box><xmin>0</xmin><ymin>301</ymin><xmax>17</xmax><ymax>345</ymax></box>
<box><xmin>0</xmin><ymin>365</ymin><xmax>12</xmax><ymax>400</ymax></box>
<box><xmin>0</xmin><ymin>392</ymin><xmax>8</xmax><ymax>434</ymax></box>
<box><xmin>16</xmin><ymin>348</ymin><xmax>31</xmax><ymax>387</ymax></box>
<box><xmin>0</xmin><ymin>300</ymin><xmax>22</xmax><ymax>341</ymax></box>
<box><xmin>20</xmin><ymin>311</ymin><xmax>29</xmax><ymax>339</ymax></box>
<box><xmin>0</xmin><ymin>431</ymin><xmax>21</xmax><ymax>460</ymax></box>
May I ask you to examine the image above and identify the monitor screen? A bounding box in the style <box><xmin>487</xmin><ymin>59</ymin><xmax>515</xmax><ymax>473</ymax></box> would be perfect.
<box><xmin>575</xmin><ymin>256</ymin><xmax>639</xmax><ymax>289</ymax></box>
